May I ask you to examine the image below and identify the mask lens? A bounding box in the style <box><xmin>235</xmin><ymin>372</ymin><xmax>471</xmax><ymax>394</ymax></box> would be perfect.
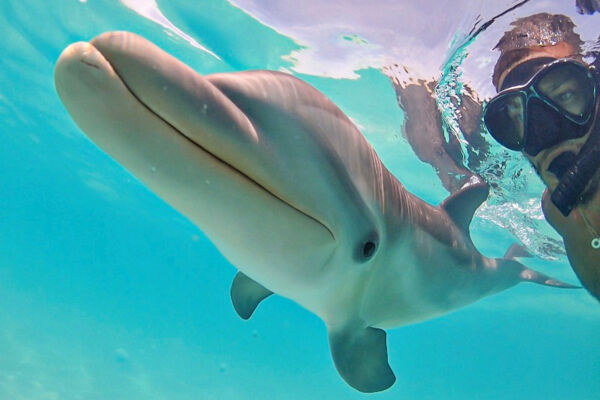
<box><xmin>524</xmin><ymin>97</ymin><xmax>589</xmax><ymax>156</ymax></box>
<box><xmin>525</xmin><ymin>98</ymin><xmax>569</xmax><ymax>155</ymax></box>
<box><xmin>534</xmin><ymin>63</ymin><xmax>595</xmax><ymax>121</ymax></box>
<box><xmin>484</xmin><ymin>92</ymin><xmax>526</xmax><ymax>150</ymax></box>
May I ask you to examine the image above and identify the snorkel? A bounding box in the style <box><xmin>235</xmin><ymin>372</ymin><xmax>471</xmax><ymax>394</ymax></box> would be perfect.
<box><xmin>550</xmin><ymin>98</ymin><xmax>600</xmax><ymax>216</ymax></box>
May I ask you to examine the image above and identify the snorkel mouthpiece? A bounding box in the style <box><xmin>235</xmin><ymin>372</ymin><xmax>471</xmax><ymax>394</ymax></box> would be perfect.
<box><xmin>550</xmin><ymin>150</ymin><xmax>599</xmax><ymax>216</ymax></box>
<box><xmin>547</xmin><ymin>151</ymin><xmax>577</xmax><ymax>179</ymax></box>
<box><xmin>550</xmin><ymin>119</ymin><xmax>600</xmax><ymax>216</ymax></box>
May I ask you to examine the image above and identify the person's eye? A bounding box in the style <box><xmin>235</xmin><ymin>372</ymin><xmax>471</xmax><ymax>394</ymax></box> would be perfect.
<box><xmin>540</xmin><ymin>76</ymin><xmax>582</xmax><ymax>107</ymax></box>
<box><xmin>557</xmin><ymin>90</ymin><xmax>574</xmax><ymax>103</ymax></box>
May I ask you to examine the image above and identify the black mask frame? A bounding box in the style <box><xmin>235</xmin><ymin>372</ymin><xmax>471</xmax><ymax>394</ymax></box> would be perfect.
<box><xmin>484</xmin><ymin>58</ymin><xmax>598</xmax><ymax>156</ymax></box>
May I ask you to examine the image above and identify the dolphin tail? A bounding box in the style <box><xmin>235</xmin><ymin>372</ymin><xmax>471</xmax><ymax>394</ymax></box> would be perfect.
<box><xmin>518</xmin><ymin>265</ymin><xmax>580</xmax><ymax>288</ymax></box>
<box><xmin>498</xmin><ymin>249</ymin><xmax>580</xmax><ymax>288</ymax></box>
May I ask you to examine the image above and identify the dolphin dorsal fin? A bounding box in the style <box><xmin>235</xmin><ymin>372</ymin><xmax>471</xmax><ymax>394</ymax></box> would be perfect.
<box><xmin>440</xmin><ymin>180</ymin><xmax>489</xmax><ymax>235</ymax></box>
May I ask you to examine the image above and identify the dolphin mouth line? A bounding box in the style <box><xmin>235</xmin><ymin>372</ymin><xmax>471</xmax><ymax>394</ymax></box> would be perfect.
<box><xmin>89</xmin><ymin>56</ymin><xmax>335</xmax><ymax>240</ymax></box>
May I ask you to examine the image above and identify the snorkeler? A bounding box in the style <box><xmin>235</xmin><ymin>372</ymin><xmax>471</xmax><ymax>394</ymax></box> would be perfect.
<box><xmin>484</xmin><ymin>13</ymin><xmax>600</xmax><ymax>301</ymax></box>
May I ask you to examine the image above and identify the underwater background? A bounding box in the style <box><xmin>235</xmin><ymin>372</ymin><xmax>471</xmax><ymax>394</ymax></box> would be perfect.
<box><xmin>0</xmin><ymin>0</ymin><xmax>598</xmax><ymax>399</ymax></box>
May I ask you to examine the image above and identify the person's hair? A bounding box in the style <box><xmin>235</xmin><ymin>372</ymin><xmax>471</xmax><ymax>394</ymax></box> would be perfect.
<box><xmin>492</xmin><ymin>13</ymin><xmax>584</xmax><ymax>90</ymax></box>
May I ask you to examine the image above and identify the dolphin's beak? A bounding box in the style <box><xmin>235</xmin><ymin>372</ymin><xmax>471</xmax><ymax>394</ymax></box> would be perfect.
<box><xmin>54</xmin><ymin>32</ymin><xmax>336</xmax><ymax>287</ymax></box>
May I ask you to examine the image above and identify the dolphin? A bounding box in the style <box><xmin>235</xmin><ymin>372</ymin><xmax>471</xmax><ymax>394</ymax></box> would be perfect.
<box><xmin>54</xmin><ymin>32</ymin><xmax>575</xmax><ymax>393</ymax></box>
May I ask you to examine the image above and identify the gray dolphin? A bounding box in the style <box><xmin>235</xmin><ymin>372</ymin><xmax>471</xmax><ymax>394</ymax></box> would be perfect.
<box><xmin>54</xmin><ymin>32</ymin><xmax>575</xmax><ymax>393</ymax></box>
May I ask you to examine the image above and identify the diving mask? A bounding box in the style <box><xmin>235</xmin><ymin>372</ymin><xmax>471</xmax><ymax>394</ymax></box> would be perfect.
<box><xmin>484</xmin><ymin>58</ymin><xmax>597</xmax><ymax>156</ymax></box>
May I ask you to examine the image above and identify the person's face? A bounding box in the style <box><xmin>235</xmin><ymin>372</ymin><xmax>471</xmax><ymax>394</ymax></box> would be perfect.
<box><xmin>501</xmin><ymin>43</ymin><xmax>593</xmax><ymax>191</ymax></box>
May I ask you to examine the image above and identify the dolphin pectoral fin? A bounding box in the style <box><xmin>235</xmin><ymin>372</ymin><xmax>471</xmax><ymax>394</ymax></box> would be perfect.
<box><xmin>441</xmin><ymin>180</ymin><xmax>489</xmax><ymax>234</ymax></box>
<box><xmin>230</xmin><ymin>272</ymin><xmax>273</xmax><ymax>320</ymax></box>
<box><xmin>328</xmin><ymin>326</ymin><xmax>396</xmax><ymax>393</ymax></box>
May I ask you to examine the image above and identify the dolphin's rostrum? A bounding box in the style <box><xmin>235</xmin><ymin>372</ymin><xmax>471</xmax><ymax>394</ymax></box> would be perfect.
<box><xmin>54</xmin><ymin>32</ymin><xmax>576</xmax><ymax>393</ymax></box>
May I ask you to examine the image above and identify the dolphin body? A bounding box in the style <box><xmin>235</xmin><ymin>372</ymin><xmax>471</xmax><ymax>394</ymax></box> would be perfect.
<box><xmin>54</xmin><ymin>32</ymin><xmax>574</xmax><ymax>393</ymax></box>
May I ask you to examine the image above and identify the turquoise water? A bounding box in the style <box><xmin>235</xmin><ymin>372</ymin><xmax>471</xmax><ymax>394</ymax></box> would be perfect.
<box><xmin>1</xmin><ymin>1</ymin><xmax>598</xmax><ymax>399</ymax></box>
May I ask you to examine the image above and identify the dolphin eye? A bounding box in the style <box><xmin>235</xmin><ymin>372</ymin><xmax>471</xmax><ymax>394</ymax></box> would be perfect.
<box><xmin>354</xmin><ymin>232</ymin><xmax>379</xmax><ymax>262</ymax></box>
<box><xmin>362</xmin><ymin>241</ymin><xmax>377</xmax><ymax>259</ymax></box>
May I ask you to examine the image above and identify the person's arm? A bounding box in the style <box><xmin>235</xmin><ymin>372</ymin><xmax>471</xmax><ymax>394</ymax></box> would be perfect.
<box><xmin>541</xmin><ymin>188</ymin><xmax>600</xmax><ymax>301</ymax></box>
